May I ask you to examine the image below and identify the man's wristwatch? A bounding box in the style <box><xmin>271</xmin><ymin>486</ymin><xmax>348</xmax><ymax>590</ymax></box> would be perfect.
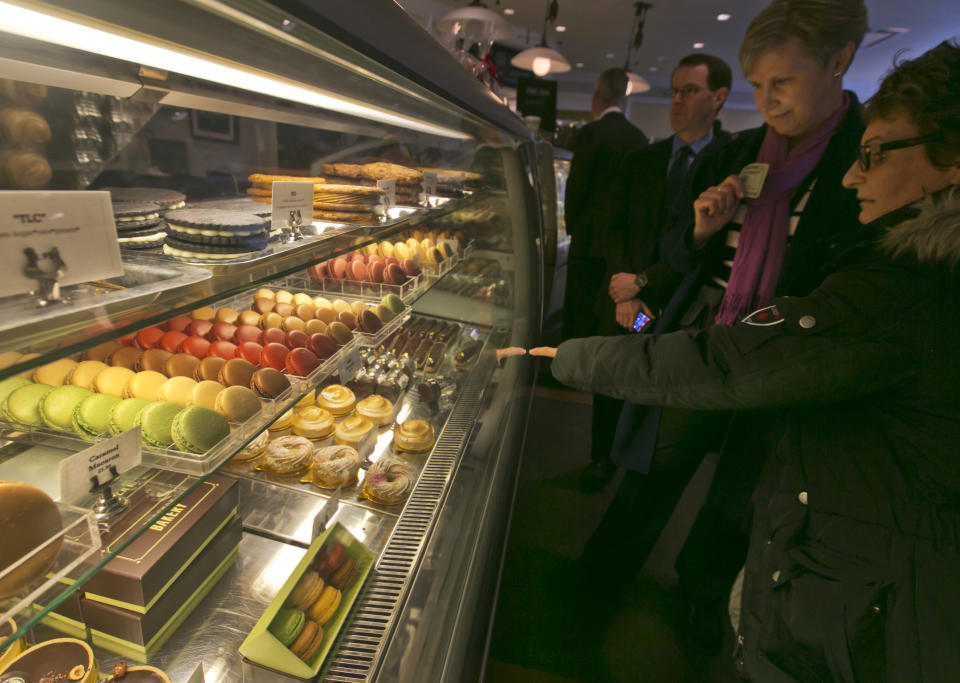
<box><xmin>634</xmin><ymin>271</ymin><xmax>648</xmax><ymax>290</ymax></box>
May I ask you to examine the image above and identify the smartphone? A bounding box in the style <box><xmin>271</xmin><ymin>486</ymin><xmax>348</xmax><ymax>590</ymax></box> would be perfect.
<box><xmin>632</xmin><ymin>311</ymin><xmax>653</xmax><ymax>332</ymax></box>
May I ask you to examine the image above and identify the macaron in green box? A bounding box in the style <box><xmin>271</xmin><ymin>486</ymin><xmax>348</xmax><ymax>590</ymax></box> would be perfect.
<box><xmin>239</xmin><ymin>522</ymin><xmax>374</xmax><ymax>679</ymax></box>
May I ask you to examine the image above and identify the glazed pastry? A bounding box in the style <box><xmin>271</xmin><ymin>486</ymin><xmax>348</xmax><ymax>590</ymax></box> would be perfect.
<box><xmin>333</xmin><ymin>415</ymin><xmax>374</xmax><ymax>450</ymax></box>
<box><xmin>292</xmin><ymin>405</ymin><xmax>334</xmax><ymax>439</ymax></box>
<box><xmin>269</xmin><ymin>408</ymin><xmax>294</xmax><ymax>431</ymax></box>
<box><xmin>394</xmin><ymin>419</ymin><xmax>436</xmax><ymax>452</ymax></box>
<box><xmin>311</xmin><ymin>444</ymin><xmax>362</xmax><ymax>489</ymax></box>
<box><xmin>232</xmin><ymin>429</ymin><xmax>269</xmax><ymax>461</ymax></box>
<box><xmin>0</xmin><ymin>481</ymin><xmax>62</xmax><ymax>599</ymax></box>
<box><xmin>262</xmin><ymin>435</ymin><xmax>314</xmax><ymax>475</ymax></box>
<box><xmin>361</xmin><ymin>456</ymin><xmax>415</xmax><ymax>505</ymax></box>
<box><xmin>317</xmin><ymin>384</ymin><xmax>355</xmax><ymax>416</ymax></box>
<box><xmin>355</xmin><ymin>394</ymin><xmax>394</xmax><ymax>426</ymax></box>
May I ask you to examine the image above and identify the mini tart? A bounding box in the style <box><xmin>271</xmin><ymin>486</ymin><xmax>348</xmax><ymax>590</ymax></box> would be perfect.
<box><xmin>311</xmin><ymin>445</ymin><xmax>361</xmax><ymax>489</ymax></box>
<box><xmin>333</xmin><ymin>415</ymin><xmax>374</xmax><ymax>450</ymax></box>
<box><xmin>317</xmin><ymin>384</ymin><xmax>355</xmax><ymax>416</ymax></box>
<box><xmin>394</xmin><ymin>419</ymin><xmax>436</xmax><ymax>452</ymax></box>
<box><xmin>292</xmin><ymin>406</ymin><xmax>335</xmax><ymax>440</ymax></box>
<box><xmin>0</xmin><ymin>637</ymin><xmax>98</xmax><ymax>683</ymax></box>
<box><xmin>232</xmin><ymin>429</ymin><xmax>270</xmax><ymax>462</ymax></box>
<box><xmin>262</xmin><ymin>435</ymin><xmax>313</xmax><ymax>476</ymax></box>
<box><xmin>361</xmin><ymin>456</ymin><xmax>415</xmax><ymax>505</ymax></box>
<box><xmin>355</xmin><ymin>394</ymin><xmax>394</xmax><ymax>426</ymax></box>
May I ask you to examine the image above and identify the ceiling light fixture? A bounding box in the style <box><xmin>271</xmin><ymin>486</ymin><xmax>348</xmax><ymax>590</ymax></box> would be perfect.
<box><xmin>511</xmin><ymin>0</ymin><xmax>571</xmax><ymax>77</ymax></box>
<box><xmin>437</xmin><ymin>0</ymin><xmax>513</xmax><ymax>53</ymax></box>
<box><xmin>716</xmin><ymin>13</ymin><xmax>731</xmax><ymax>21</ymax></box>
<box><xmin>504</xmin><ymin>8</ymin><xmax>515</xmax><ymax>15</ymax></box>
<box><xmin>623</xmin><ymin>2</ymin><xmax>652</xmax><ymax>95</ymax></box>
<box><xmin>0</xmin><ymin>0</ymin><xmax>471</xmax><ymax>140</ymax></box>
<box><xmin>555</xmin><ymin>25</ymin><xmax>566</xmax><ymax>32</ymax></box>
<box><xmin>575</xmin><ymin>62</ymin><xmax>584</xmax><ymax>68</ymax></box>
<box><xmin>693</xmin><ymin>42</ymin><xmax>704</xmax><ymax>49</ymax></box>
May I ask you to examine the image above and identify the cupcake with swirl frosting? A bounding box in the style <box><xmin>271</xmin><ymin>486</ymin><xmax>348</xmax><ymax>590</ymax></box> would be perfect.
<box><xmin>355</xmin><ymin>394</ymin><xmax>394</xmax><ymax>426</ymax></box>
<box><xmin>317</xmin><ymin>383</ymin><xmax>355</xmax><ymax>416</ymax></box>
<box><xmin>394</xmin><ymin>419</ymin><xmax>435</xmax><ymax>452</ymax></box>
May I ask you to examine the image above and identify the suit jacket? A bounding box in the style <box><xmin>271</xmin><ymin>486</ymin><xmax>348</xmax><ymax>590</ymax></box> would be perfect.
<box><xmin>565</xmin><ymin>112</ymin><xmax>649</xmax><ymax>259</ymax></box>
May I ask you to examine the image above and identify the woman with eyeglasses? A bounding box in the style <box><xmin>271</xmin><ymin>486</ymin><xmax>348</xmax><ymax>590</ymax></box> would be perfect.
<box><xmin>532</xmin><ymin>40</ymin><xmax>960</xmax><ymax>681</ymax></box>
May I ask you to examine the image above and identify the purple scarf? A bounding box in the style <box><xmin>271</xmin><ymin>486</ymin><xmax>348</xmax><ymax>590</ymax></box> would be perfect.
<box><xmin>715</xmin><ymin>93</ymin><xmax>850</xmax><ymax>326</ymax></box>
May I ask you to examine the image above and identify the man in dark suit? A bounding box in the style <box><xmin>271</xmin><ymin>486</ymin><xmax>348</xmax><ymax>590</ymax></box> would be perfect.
<box><xmin>561</xmin><ymin>68</ymin><xmax>648</xmax><ymax>489</ymax></box>
<box><xmin>578</xmin><ymin>55</ymin><xmax>732</xmax><ymax>491</ymax></box>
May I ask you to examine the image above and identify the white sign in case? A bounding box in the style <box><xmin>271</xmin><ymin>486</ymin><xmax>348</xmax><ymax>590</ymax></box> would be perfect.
<box><xmin>59</xmin><ymin>427</ymin><xmax>142</xmax><ymax>503</ymax></box>
<box><xmin>0</xmin><ymin>190</ymin><xmax>122</xmax><ymax>298</ymax></box>
<box><xmin>271</xmin><ymin>181</ymin><xmax>315</xmax><ymax>232</ymax></box>
<box><xmin>376</xmin><ymin>178</ymin><xmax>396</xmax><ymax>207</ymax></box>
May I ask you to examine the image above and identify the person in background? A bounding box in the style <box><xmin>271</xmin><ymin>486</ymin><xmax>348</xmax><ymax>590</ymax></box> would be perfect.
<box><xmin>581</xmin><ymin>54</ymin><xmax>731</xmax><ymax>493</ymax></box>
<box><xmin>535</xmin><ymin>39</ymin><xmax>960</xmax><ymax>682</ymax></box>
<box><xmin>578</xmin><ymin>0</ymin><xmax>868</xmax><ymax>654</ymax></box>
<box><xmin>560</xmin><ymin>68</ymin><xmax>648</xmax><ymax>490</ymax></box>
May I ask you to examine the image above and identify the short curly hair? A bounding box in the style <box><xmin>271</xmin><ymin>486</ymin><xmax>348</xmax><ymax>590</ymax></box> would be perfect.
<box><xmin>865</xmin><ymin>40</ymin><xmax>960</xmax><ymax>170</ymax></box>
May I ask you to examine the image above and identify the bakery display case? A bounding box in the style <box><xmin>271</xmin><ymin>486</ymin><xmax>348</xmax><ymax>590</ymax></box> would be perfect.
<box><xmin>0</xmin><ymin>1</ymin><xmax>542</xmax><ymax>681</ymax></box>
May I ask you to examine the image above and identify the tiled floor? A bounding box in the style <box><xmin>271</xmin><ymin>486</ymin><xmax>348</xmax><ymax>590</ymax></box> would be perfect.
<box><xmin>484</xmin><ymin>370</ymin><xmax>743</xmax><ymax>682</ymax></box>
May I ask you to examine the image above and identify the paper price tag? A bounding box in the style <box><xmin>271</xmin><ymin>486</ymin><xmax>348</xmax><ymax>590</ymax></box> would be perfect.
<box><xmin>0</xmin><ymin>191</ymin><xmax>122</xmax><ymax>298</ymax></box>
<box><xmin>739</xmin><ymin>163</ymin><xmax>770</xmax><ymax>199</ymax></box>
<box><xmin>312</xmin><ymin>488</ymin><xmax>341</xmax><ymax>540</ymax></box>
<box><xmin>376</xmin><ymin>178</ymin><xmax>396</xmax><ymax>207</ymax></box>
<box><xmin>422</xmin><ymin>171</ymin><xmax>438</xmax><ymax>198</ymax></box>
<box><xmin>59</xmin><ymin>428</ymin><xmax>142</xmax><ymax>503</ymax></box>
<box><xmin>338</xmin><ymin>348</ymin><xmax>363</xmax><ymax>383</ymax></box>
<box><xmin>271</xmin><ymin>181</ymin><xmax>315</xmax><ymax>231</ymax></box>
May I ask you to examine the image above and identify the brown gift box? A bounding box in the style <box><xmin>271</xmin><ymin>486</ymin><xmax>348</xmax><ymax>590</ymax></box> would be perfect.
<box><xmin>81</xmin><ymin>515</ymin><xmax>241</xmax><ymax>656</ymax></box>
<box><xmin>82</xmin><ymin>472</ymin><xmax>237</xmax><ymax>610</ymax></box>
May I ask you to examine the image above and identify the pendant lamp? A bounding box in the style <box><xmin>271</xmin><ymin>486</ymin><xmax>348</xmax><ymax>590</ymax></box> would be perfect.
<box><xmin>623</xmin><ymin>3</ymin><xmax>652</xmax><ymax>94</ymax></box>
<box><xmin>510</xmin><ymin>0</ymin><xmax>570</xmax><ymax>77</ymax></box>
<box><xmin>437</xmin><ymin>0</ymin><xmax>513</xmax><ymax>52</ymax></box>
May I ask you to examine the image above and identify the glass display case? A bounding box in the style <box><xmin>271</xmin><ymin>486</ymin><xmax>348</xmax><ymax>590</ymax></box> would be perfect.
<box><xmin>0</xmin><ymin>1</ymin><xmax>542</xmax><ymax>680</ymax></box>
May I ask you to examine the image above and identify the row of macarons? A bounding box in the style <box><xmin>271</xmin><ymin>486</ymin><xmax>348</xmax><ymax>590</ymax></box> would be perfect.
<box><xmin>0</xmin><ymin>378</ymin><xmax>233</xmax><ymax>453</ymax></box>
<box><xmin>269</xmin><ymin>542</ymin><xmax>361</xmax><ymax>664</ymax></box>
<box><xmin>306</xmin><ymin>237</ymin><xmax>458</xmax><ymax>287</ymax></box>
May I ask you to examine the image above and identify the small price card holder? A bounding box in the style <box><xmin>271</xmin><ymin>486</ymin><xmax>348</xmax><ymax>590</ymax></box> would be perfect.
<box><xmin>60</xmin><ymin>427</ymin><xmax>142</xmax><ymax>521</ymax></box>
<box><xmin>376</xmin><ymin>178</ymin><xmax>396</xmax><ymax>207</ymax></box>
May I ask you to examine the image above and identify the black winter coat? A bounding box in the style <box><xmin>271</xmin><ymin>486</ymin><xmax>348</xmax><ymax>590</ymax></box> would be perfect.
<box><xmin>551</xmin><ymin>188</ymin><xmax>960</xmax><ymax>682</ymax></box>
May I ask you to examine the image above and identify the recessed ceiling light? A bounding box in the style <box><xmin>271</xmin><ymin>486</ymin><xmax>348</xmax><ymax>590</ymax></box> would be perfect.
<box><xmin>575</xmin><ymin>62</ymin><xmax>584</xmax><ymax>68</ymax></box>
<box><xmin>606</xmin><ymin>52</ymin><xmax>615</xmax><ymax>58</ymax></box>
<box><xmin>716</xmin><ymin>13</ymin><xmax>731</xmax><ymax>21</ymax></box>
<box><xmin>504</xmin><ymin>8</ymin><xmax>515</xmax><ymax>15</ymax></box>
<box><xmin>693</xmin><ymin>42</ymin><xmax>704</xmax><ymax>49</ymax></box>
<box><xmin>656</xmin><ymin>56</ymin><xmax>667</xmax><ymax>62</ymax></box>
<box><xmin>649</xmin><ymin>66</ymin><xmax>658</xmax><ymax>72</ymax></box>
<box><xmin>888</xmin><ymin>26</ymin><xmax>909</xmax><ymax>32</ymax></box>
<box><xmin>555</xmin><ymin>25</ymin><xmax>566</xmax><ymax>32</ymax></box>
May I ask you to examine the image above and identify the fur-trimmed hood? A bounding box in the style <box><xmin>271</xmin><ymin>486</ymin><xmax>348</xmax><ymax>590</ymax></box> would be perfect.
<box><xmin>880</xmin><ymin>185</ymin><xmax>960</xmax><ymax>267</ymax></box>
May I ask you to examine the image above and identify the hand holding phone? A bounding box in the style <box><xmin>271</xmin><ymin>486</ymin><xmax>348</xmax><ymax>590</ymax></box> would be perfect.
<box><xmin>633</xmin><ymin>311</ymin><xmax>653</xmax><ymax>332</ymax></box>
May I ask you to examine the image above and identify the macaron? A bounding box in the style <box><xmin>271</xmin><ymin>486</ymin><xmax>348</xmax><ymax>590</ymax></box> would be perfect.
<box><xmin>39</xmin><ymin>385</ymin><xmax>92</xmax><ymax>431</ymax></box>
<box><xmin>307</xmin><ymin>584</ymin><xmax>341</xmax><ymax>625</ymax></box>
<box><xmin>275</xmin><ymin>290</ymin><xmax>293</xmax><ymax>304</ymax></box>
<box><xmin>193</xmin><ymin>356</ymin><xmax>226</xmax><ymax>382</ymax></box>
<box><xmin>312</xmin><ymin>542</ymin><xmax>347</xmax><ymax>578</ymax></box>
<box><xmin>94</xmin><ymin>366</ymin><xmax>135</xmax><ymax>397</ymax></box>
<box><xmin>218</xmin><ymin>358</ymin><xmax>256</xmax><ymax>387</ymax></box>
<box><xmin>33</xmin><ymin>358</ymin><xmax>77</xmax><ymax>386</ymax></box>
<box><xmin>384</xmin><ymin>263</ymin><xmax>405</xmax><ymax>285</ymax></box>
<box><xmin>376</xmin><ymin>304</ymin><xmax>396</xmax><ymax>323</ymax></box>
<box><xmin>400</xmin><ymin>259</ymin><xmax>420</xmax><ymax>277</ymax></box>
<box><xmin>286</xmin><ymin>570</ymin><xmax>325</xmax><ymax>611</ymax></box>
<box><xmin>84</xmin><ymin>341</ymin><xmax>121</xmax><ymax>362</ymax></box>
<box><xmin>328</xmin><ymin>555</ymin><xmax>360</xmax><ymax>590</ymax></box>
<box><xmin>260</xmin><ymin>343</ymin><xmax>289</xmax><ymax>371</ymax></box>
<box><xmin>263</xmin><ymin>327</ymin><xmax>287</xmax><ymax>345</ymax></box>
<box><xmin>282</xmin><ymin>316</ymin><xmax>306</xmax><ymax>333</ymax></box>
<box><xmin>253</xmin><ymin>297</ymin><xmax>275</xmax><ymax>314</ymax></box>
<box><xmin>136</xmin><ymin>348</ymin><xmax>172</xmax><ymax>373</ymax></box>
<box><xmin>260</xmin><ymin>312</ymin><xmax>284</xmax><ymax>329</ymax></box>
<box><xmin>108</xmin><ymin>397</ymin><xmax>149</xmax><ymax>435</ymax></box>
<box><xmin>286</xmin><ymin>330</ymin><xmax>309</xmax><ymax>350</ymax></box>
<box><xmin>285</xmin><ymin>347</ymin><xmax>320</xmax><ymax>377</ymax></box>
<box><xmin>135</xmin><ymin>400</ymin><xmax>182</xmax><ymax>448</ymax></box>
<box><xmin>236</xmin><ymin>341</ymin><xmax>264</xmax><ymax>364</ymax></box>
<box><xmin>276</xmin><ymin>303</ymin><xmax>295</xmax><ymax>318</ymax></box>
<box><xmin>381</xmin><ymin>293</ymin><xmax>404</xmax><ymax>314</ymax></box>
<box><xmin>315</xmin><ymin>307</ymin><xmax>337</xmax><ymax>324</ymax></box>
<box><xmin>157</xmin><ymin>376</ymin><xmax>197</xmax><ymax>406</ymax></box>
<box><xmin>188</xmin><ymin>319</ymin><xmax>213</xmax><ymax>338</ymax></box>
<box><xmin>369</xmin><ymin>261</ymin><xmax>385</xmax><ymax>283</ymax></box>
<box><xmin>66</xmin><ymin>360</ymin><xmax>108</xmax><ymax>390</ymax></box>
<box><xmin>332</xmin><ymin>299</ymin><xmax>351</xmax><ymax>315</ymax></box>
<box><xmin>214</xmin><ymin>385</ymin><xmax>261</xmax><ymax>422</ymax></box>
<box><xmin>123</xmin><ymin>370</ymin><xmax>167</xmax><ymax>402</ymax></box>
<box><xmin>165</xmin><ymin>315</ymin><xmax>193</xmax><ymax>333</ymax></box>
<box><xmin>254</xmin><ymin>287</ymin><xmax>276</xmax><ymax>301</ymax></box>
<box><xmin>171</xmin><ymin>405</ymin><xmax>230</xmax><ymax>454</ymax></box>
<box><xmin>3</xmin><ymin>383</ymin><xmax>53</xmax><ymax>425</ymax></box>
<box><xmin>357</xmin><ymin>310</ymin><xmax>383</xmax><ymax>333</ymax></box>
<box><xmin>73</xmin><ymin>393</ymin><xmax>122</xmax><ymax>438</ymax></box>
<box><xmin>187</xmin><ymin>380</ymin><xmax>224</xmax><ymax>410</ymax></box>
<box><xmin>215</xmin><ymin>307</ymin><xmax>239</xmax><ymax>324</ymax></box>
<box><xmin>207</xmin><ymin>340</ymin><xmax>238</xmax><ymax>360</ymax></box>
<box><xmin>295</xmin><ymin>303</ymin><xmax>316</xmax><ymax>321</ymax></box>
<box><xmin>0</xmin><ymin>376</ymin><xmax>31</xmax><ymax>408</ymax></box>
<box><xmin>269</xmin><ymin>607</ymin><xmax>305</xmax><ymax>647</ymax></box>
<box><xmin>134</xmin><ymin>327</ymin><xmax>164</xmax><ymax>350</ymax></box>
<box><xmin>238</xmin><ymin>310</ymin><xmax>262</xmax><ymax>327</ymax></box>
<box><xmin>250</xmin><ymin>367</ymin><xmax>291</xmax><ymax>399</ymax></box>
<box><xmin>309</xmin><ymin>334</ymin><xmax>338</xmax><ymax>360</ymax></box>
<box><xmin>208</xmin><ymin>322</ymin><xmax>238</xmax><ymax>342</ymax></box>
<box><xmin>290</xmin><ymin>619</ymin><xmax>323</xmax><ymax>662</ymax></box>
<box><xmin>337</xmin><ymin>311</ymin><xmax>357</xmax><ymax>330</ymax></box>
<box><xmin>164</xmin><ymin>353</ymin><xmax>201</xmax><ymax>379</ymax></box>
<box><xmin>350</xmin><ymin>300</ymin><xmax>366</xmax><ymax>316</ymax></box>
<box><xmin>328</xmin><ymin>321</ymin><xmax>353</xmax><ymax>346</ymax></box>
<box><xmin>180</xmin><ymin>336</ymin><xmax>211</xmax><ymax>358</ymax></box>
<box><xmin>292</xmin><ymin>292</ymin><xmax>313</xmax><ymax>306</ymax></box>
<box><xmin>160</xmin><ymin>331</ymin><xmax>188</xmax><ymax>354</ymax></box>
<box><xmin>108</xmin><ymin>346</ymin><xmax>143</xmax><ymax>370</ymax></box>
<box><xmin>305</xmin><ymin>319</ymin><xmax>329</xmax><ymax>336</ymax></box>
<box><xmin>191</xmin><ymin>306</ymin><xmax>216</xmax><ymax>321</ymax></box>
<box><xmin>233</xmin><ymin>325</ymin><xmax>263</xmax><ymax>345</ymax></box>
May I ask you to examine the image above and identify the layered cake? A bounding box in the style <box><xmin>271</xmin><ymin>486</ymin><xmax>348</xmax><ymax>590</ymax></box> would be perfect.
<box><xmin>162</xmin><ymin>209</ymin><xmax>271</xmax><ymax>260</ymax></box>
<box><xmin>106</xmin><ymin>187</ymin><xmax>186</xmax><ymax>211</ymax></box>
<box><xmin>112</xmin><ymin>202</ymin><xmax>166</xmax><ymax>250</ymax></box>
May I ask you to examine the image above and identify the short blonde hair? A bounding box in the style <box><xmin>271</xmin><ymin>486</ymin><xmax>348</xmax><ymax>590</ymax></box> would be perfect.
<box><xmin>740</xmin><ymin>0</ymin><xmax>868</xmax><ymax>76</ymax></box>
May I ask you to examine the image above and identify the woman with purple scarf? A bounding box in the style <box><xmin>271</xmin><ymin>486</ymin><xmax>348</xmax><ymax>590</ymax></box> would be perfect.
<box><xmin>560</xmin><ymin>0</ymin><xmax>870</xmax><ymax>658</ymax></box>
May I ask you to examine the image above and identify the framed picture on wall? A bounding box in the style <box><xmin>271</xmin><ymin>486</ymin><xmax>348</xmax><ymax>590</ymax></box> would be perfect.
<box><xmin>190</xmin><ymin>111</ymin><xmax>238</xmax><ymax>143</ymax></box>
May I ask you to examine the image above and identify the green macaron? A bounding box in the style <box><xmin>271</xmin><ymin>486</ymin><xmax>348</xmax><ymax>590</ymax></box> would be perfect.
<box><xmin>135</xmin><ymin>400</ymin><xmax>182</xmax><ymax>449</ymax></box>
<box><xmin>171</xmin><ymin>405</ymin><xmax>230</xmax><ymax>454</ymax></box>
<box><xmin>0</xmin><ymin>377</ymin><xmax>31</xmax><ymax>410</ymax></box>
<box><xmin>73</xmin><ymin>393</ymin><xmax>122</xmax><ymax>439</ymax></box>
<box><xmin>381</xmin><ymin>293</ymin><xmax>405</xmax><ymax>314</ymax></box>
<box><xmin>109</xmin><ymin>397</ymin><xmax>150</xmax><ymax>436</ymax></box>
<box><xmin>40</xmin><ymin>385</ymin><xmax>93</xmax><ymax>432</ymax></box>
<box><xmin>269</xmin><ymin>607</ymin><xmax>306</xmax><ymax>647</ymax></box>
<box><xmin>3</xmin><ymin>383</ymin><xmax>54</xmax><ymax>426</ymax></box>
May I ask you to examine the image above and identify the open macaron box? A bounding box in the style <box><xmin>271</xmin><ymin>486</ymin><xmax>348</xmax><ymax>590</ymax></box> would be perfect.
<box><xmin>238</xmin><ymin>521</ymin><xmax>374</xmax><ymax>680</ymax></box>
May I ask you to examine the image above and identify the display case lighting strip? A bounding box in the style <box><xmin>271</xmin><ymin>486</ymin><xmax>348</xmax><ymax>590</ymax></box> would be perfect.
<box><xmin>0</xmin><ymin>0</ymin><xmax>472</xmax><ymax>141</ymax></box>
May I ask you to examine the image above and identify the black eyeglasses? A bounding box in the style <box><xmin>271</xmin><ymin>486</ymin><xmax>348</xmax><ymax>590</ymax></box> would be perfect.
<box><xmin>856</xmin><ymin>133</ymin><xmax>942</xmax><ymax>172</ymax></box>
<box><xmin>665</xmin><ymin>85</ymin><xmax>706</xmax><ymax>100</ymax></box>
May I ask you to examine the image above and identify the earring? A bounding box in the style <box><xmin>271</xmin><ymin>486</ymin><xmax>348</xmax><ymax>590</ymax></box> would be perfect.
<box><xmin>833</xmin><ymin>71</ymin><xmax>842</xmax><ymax>78</ymax></box>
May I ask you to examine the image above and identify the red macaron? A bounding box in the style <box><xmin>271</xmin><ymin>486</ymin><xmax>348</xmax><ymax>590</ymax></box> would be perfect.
<box><xmin>165</xmin><ymin>315</ymin><xmax>193</xmax><ymax>333</ymax></box>
<box><xmin>207</xmin><ymin>340</ymin><xmax>237</xmax><ymax>360</ymax></box>
<box><xmin>284</xmin><ymin>347</ymin><xmax>320</xmax><ymax>376</ymax></box>
<box><xmin>262</xmin><ymin>327</ymin><xmax>287</xmax><ymax>345</ymax></box>
<box><xmin>208</xmin><ymin>322</ymin><xmax>237</xmax><ymax>342</ymax></box>
<box><xmin>350</xmin><ymin>260</ymin><xmax>367</xmax><ymax>282</ymax></box>
<box><xmin>233</xmin><ymin>324</ymin><xmax>264</xmax><ymax>345</ymax></box>
<box><xmin>384</xmin><ymin>263</ymin><xmax>406</xmax><ymax>285</ymax></box>
<box><xmin>309</xmin><ymin>333</ymin><xmax>339</xmax><ymax>360</ymax></box>
<box><xmin>236</xmin><ymin>341</ymin><xmax>264</xmax><ymax>364</ymax></box>
<box><xmin>134</xmin><ymin>327</ymin><xmax>164</xmax><ymax>350</ymax></box>
<box><xmin>368</xmin><ymin>261</ymin><xmax>385</xmax><ymax>283</ymax></box>
<box><xmin>286</xmin><ymin>330</ymin><xmax>310</xmax><ymax>349</ymax></box>
<box><xmin>332</xmin><ymin>257</ymin><xmax>348</xmax><ymax>280</ymax></box>
<box><xmin>188</xmin><ymin>319</ymin><xmax>213</xmax><ymax>338</ymax></box>
<box><xmin>312</xmin><ymin>542</ymin><xmax>347</xmax><ymax>578</ymax></box>
<box><xmin>179</xmin><ymin>335</ymin><xmax>211</xmax><ymax>358</ymax></box>
<box><xmin>260</xmin><ymin>342</ymin><xmax>289</xmax><ymax>370</ymax></box>
<box><xmin>400</xmin><ymin>259</ymin><xmax>421</xmax><ymax>277</ymax></box>
<box><xmin>307</xmin><ymin>262</ymin><xmax>327</xmax><ymax>285</ymax></box>
<box><xmin>160</xmin><ymin>330</ymin><xmax>188</xmax><ymax>354</ymax></box>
